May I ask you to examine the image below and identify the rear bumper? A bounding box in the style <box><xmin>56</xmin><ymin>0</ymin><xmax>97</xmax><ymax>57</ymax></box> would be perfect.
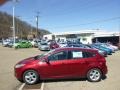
<box><xmin>107</xmin><ymin>51</ymin><xmax>112</xmax><ymax>55</ymax></box>
<box><xmin>40</xmin><ymin>47</ymin><xmax>50</xmax><ymax>50</ymax></box>
<box><xmin>102</xmin><ymin>65</ymin><xmax>108</xmax><ymax>75</ymax></box>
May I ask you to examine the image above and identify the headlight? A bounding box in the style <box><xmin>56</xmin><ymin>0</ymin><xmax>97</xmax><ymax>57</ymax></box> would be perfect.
<box><xmin>13</xmin><ymin>44</ymin><xmax>18</xmax><ymax>47</ymax></box>
<box><xmin>15</xmin><ymin>64</ymin><xmax>25</xmax><ymax>68</ymax></box>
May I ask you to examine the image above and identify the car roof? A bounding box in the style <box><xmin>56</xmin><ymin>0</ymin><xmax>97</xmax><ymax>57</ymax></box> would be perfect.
<box><xmin>54</xmin><ymin>47</ymin><xmax>98</xmax><ymax>53</ymax></box>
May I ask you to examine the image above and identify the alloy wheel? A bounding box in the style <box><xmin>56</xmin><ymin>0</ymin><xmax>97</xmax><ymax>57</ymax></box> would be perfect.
<box><xmin>87</xmin><ymin>68</ymin><xmax>102</xmax><ymax>82</ymax></box>
<box><xmin>23</xmin><ymin>70</ymin><xmax>39</xmax><ymax>84</ymax></box>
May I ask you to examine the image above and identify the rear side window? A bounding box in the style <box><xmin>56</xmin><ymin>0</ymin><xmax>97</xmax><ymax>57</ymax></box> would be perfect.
<box><xmin>83</xmin><ymin>51</ymin><xmax>96</xmax><ymax>58</ymax></box>
<box><xmin>68</xmin><ymin>50</ymin><xmax>95</xmax><ymax>59</ymax></box>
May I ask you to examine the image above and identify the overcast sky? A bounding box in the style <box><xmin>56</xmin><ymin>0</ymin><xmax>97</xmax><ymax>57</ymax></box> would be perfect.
<box><xmin>0</xmin><ymin>0</ymin><xmax>120</xmax><ymax>33</ymax></box>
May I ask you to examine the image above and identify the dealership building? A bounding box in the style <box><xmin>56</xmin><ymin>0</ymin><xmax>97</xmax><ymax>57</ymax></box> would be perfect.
<box><xmin>43</xmin><ymin>30</ymin><xmax>120</xmax><ymax>45</ymax></box>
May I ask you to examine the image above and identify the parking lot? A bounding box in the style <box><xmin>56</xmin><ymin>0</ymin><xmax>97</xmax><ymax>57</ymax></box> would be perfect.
<box><xmin>0</xmin><ymin>46</ymin><xmax>120</xmax><ymax>90</ymax></box>
<box><xmin>0</xmin><ymin>46</ymin><xmax>42</xmax><ymax>90</ymax></box>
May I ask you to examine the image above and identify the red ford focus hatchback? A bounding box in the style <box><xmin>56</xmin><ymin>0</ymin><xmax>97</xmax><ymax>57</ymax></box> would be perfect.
<box><xmin>14</xmin><ymin>47</ymin><xmax>107</xmax><ymax>85</ymax></box>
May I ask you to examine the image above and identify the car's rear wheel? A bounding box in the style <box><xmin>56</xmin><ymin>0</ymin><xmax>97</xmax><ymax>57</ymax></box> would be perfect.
<box><xmin>87</xmin><ymin>68</ymin><xmax>102</xmax><ymax>82</ymax></box>
<box><xmin>29</xmin><ymin>45</ymin><xmax>32</xmax><ymax>48</ymax></box>
<box><xmin>23</xmin><ymin>70</ymin><xmax>39</xmax><ymax>85</ymax></box>
<box><xmin>15</xmin><ymin>45</ymin><xmax>20</xmax><ymax>49</ymax></box>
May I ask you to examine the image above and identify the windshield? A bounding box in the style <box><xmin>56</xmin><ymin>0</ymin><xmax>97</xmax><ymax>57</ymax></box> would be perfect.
<box><xmin>41</xmin><ymin>43</ymin><xmax>48</xmax><ymax>45</ymax></box>
<box><xmin>34</xmin><ymin>49</ymin><xmax>55</xmax><ymax>59</ymax></box>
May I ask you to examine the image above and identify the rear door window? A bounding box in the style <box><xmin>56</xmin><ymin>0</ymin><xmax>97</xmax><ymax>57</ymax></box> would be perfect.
<box><xmin>68</xmin><ymin>50</ymin><xmax>83</xmax><ymax>59</ymax></box>
<box><xmin>72</xmin><ymin>51</ymin><xmax>83</xmax><ymax>58</ymax></box>
<box><xmin>83</xmin><ymin>51</ymin><xmax>96</xmax><ymax>58</ymax></box>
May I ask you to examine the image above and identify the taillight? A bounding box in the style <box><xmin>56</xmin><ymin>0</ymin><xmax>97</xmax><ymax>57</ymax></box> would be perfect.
<box><xmin>97</xmin><ymin>54</ymin><xmax>106</xmax><ymax>66</ymax></box>
<box><xmin>97</xmin><ymin>53</ymin><xmax>106</xmax><ymax>62</ymax></box>
<box><xmin>99</xmin><ymin>61</ymin><xmax>106</xmax><ymax>66</ymax></box>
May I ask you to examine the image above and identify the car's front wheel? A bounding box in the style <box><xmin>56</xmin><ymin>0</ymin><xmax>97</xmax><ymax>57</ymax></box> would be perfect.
<box><xmin>23</xmin><ymin>70</ymin><xmax>39</xmax><ymax>85</ymax></box>
<box><xmin>87</xmin><ymin>68</ymin><xmax>102</xmax><ymax>82</ymax></box>
<box><xmin>15</xmin><ymin>45</ymin><xmax>20</xmax><ymax>49</ymax></box>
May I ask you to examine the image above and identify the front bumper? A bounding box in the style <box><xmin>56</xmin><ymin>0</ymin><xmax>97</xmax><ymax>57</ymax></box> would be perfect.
<box><xmin>40</xmin><ymin>47</ymin><xmax>50</xmax><ymax>50</ymax></box>
<box><xmin>14</xmin><ymin>67</ymin><xmax>24</xmax><ymax>81</ymax></box>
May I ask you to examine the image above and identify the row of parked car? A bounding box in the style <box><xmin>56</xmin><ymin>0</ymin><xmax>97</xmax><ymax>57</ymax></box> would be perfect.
<box><xmin>2</xmin><ymin>39</ymin><xmax>33</xmax><ymax>48</ymax></box>
<box><xmin>2</xmin><ymin>39</ymin><xmax>59</xmax><ymax>49</ymax></box>
<box><xmin>36</xmin><ymin>40</ymin><xmax>119</xmax><ymax>57</ymax></box>
<box><xmin>1</xmin><ymin>39</ymin><xmax>58</xmax><ymax>50</ymax></box>
<box><xmin>2</xmin><ymin>39</ymin><xmax>119</xmax><ymax>57</ymax></box>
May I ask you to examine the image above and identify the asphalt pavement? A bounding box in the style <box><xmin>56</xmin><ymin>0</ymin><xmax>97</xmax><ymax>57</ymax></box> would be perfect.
<box><xmin>0</xmin><ymin>46</ymin><xmax>120</xmax><ymax>90</ymax></box>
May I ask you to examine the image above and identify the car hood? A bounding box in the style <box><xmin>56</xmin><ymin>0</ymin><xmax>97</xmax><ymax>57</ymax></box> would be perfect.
<box><xmin>18</xmin><ymin>57</ymin><xmax>35</xmax><ymax>64</ymax></box>
<box><xmin>17</xmin><ymin>55</ymin><xmax>45</xmax><ymax>64</ymax></box>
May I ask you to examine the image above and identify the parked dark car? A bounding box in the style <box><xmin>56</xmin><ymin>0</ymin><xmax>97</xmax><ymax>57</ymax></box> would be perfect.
<box><xmin>66</xmin><ymin>43</ymin><xmax>86</xmax><ymax>48</ymax></box>
<box><xmin>14</xmin><ymin>47</ymin><xmax>107</xmax><ymax>85</ymax></box>
<box><xmin>50</xmin><ymin>41</ymin><xmax>59</xmax><ymax>49</ymax></box>
<box><xmin>91</xmin><ymin>44</ymin><xmax>112</xmax><ymax>55</ymax></box>
<box><xmin>86</xmin><ymin>44</ymin><xmax>107</xmax><ymax>57</ymax></box>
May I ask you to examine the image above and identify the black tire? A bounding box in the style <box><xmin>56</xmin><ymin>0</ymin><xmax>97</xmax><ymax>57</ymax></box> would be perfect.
<box><xmin>17</xmin><ymin>45</ymin><xmax>20</xmax><ymax>48</ymax></box>
<box><xmin>87</xmin><ymin>68</ymin><xmax>102</xmax><ymax>82</ymax></box>
<box><xmin>23</xmin><ymin>70</ymin><xmax>39</xmax><ymax>85</ymax></box>
<box><xmin>28</xmin><ymin>45</ymin><xmax>32</xmax><ymax>48</ymax></box>
<box><xmin>15</xmin><ymin>45</ymin><xmax>19</xmax><ymax>49</ymax></box>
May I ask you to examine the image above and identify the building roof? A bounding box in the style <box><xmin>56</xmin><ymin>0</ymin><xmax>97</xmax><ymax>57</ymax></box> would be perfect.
<box><xmin>44</xmin><ymin>29</ymin><xmax>119</xmax><ymax>38</ymax></box>
<box><xmin>53</xmin><ymin>30</ymin><xmax>96</xmax><ymax>35</ymax></box>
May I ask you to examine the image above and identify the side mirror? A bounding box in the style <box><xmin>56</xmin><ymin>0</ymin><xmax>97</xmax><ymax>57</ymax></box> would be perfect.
<box><xmin>44</xmin><ymin>58</ymin><xmax>49</xmax><ymax>63</ymax></box>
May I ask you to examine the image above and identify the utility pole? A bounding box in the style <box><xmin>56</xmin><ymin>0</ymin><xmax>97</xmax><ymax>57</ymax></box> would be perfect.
<box><xmin>12</xmin><ymin>0</ymin><xmax>15</xmax><ymax>44</ymax></box>
<box><xmin>118</xmin><ymin>24</ymin><xmax>120</xmax><ymax>49</ymax></box>
<box><xmin>12</xmin><ymin>0</ymin><xmax>19</xmax><ymax>45</ymax></box>
<box><xmin>36</xmin><ymin>12</ymin><xmax>40</xmax><ymax>39</ymax></box>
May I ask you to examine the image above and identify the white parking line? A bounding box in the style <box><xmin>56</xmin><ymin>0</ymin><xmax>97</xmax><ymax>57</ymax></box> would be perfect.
<box><xmin>40</xmin><ymin>82</ymin><xmax>44</xmax><ymax>90</ymax></box>
<box><xmin>18</xmin><ymin>82</ymin><xmax>44</xmax><ymax>90</ymax></box>
<box><xmin>18</xmin><ymin>83</ymin><xmax>25</xmax><ymax>90</ymax></box>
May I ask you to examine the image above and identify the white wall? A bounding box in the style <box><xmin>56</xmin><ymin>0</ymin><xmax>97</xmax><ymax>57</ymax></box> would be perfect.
<box><xmin>78</xmin><ymin>35</ymin><xmax>93</xmax><ymax>44</ymax></box>
<box><xmin>43</xmin><ymin>34</ymin><xmax>94</xmax><ymax>44</ymax></box>
<box><xmin>55</xmin><ymin>37</ymin><xmax>66</xmax><ymax>42</ymax></box>
<box><xmin>43</xmin><ymin>34</ymin><xmax>53</xmax><ymax>40</ymax></box>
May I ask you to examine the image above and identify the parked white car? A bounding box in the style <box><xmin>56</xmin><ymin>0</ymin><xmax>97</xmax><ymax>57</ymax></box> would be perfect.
<box><xmin>2</xmin><ymin>40</ymin><xmax>10</xmax><ymax>47</ymax></box>
<box><xmin>107</xmin><ymin>44</ymin><xmax>118</xmax><ymax>51</ymax></box>
<box><xmin>38</xmin><ymin>42</ymin><xmax>50</xmax><ymax>51</ymax></box>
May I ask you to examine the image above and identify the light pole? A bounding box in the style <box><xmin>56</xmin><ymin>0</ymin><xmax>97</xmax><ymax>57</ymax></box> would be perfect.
<box><xmin>12</xmin><ymin>1</ymin><xmax>15</xmax><ymax>44</ymax></box>
<box><xmin>12</xmin><ymin>0</ymin><xmax>19</xmax><ymax>45</ymax></box>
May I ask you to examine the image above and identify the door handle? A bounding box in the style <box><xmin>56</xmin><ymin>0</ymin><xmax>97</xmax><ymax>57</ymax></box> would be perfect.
<box><xmin>80</xmin><ymin>62</ymin><xmax>86</xmax><ymax>64</ymax></box>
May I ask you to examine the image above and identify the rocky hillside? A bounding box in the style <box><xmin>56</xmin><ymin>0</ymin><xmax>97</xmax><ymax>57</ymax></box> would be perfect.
<box><xmin>0</xmin><ymin>12</ymin><xmax>51</xmax><ymax>39</ymax></box>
